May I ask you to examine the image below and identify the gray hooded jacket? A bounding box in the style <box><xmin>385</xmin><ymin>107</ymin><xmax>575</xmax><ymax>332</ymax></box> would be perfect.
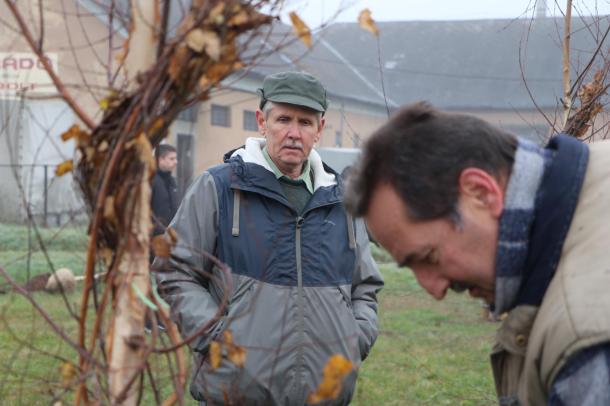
<box><xmin>157</xmin><ymin>138</ymin><xmax>383</xmax><ymax>405</ymax></box>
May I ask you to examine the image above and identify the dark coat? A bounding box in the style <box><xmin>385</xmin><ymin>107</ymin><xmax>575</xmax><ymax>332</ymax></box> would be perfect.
<box><xmin>151</xmin><ymin>170</ymin><xmax>178</xmax><ymax>235</ymax></box>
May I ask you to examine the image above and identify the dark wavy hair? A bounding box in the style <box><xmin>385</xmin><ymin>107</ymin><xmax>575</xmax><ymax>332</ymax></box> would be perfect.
<box><xmin>344</xmin><ymin>102</ymin><xmax>517</xmax><ymax>221</ymax></box>
<box><xmin>154</xmin><ymin>144</ymin><xmax>176</xmax><ymax>163</ymax></box>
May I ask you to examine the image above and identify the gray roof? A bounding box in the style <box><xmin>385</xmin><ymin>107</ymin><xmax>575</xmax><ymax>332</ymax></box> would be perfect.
<box><xmin>78</xmin><ymin>0</ymin><xmax>391</xmax><ymax>110</ymax></box>
<box><xmin>320</xmin><ymin>17</ymin><xmax>610</xmax><ymax>110</ymax></box>
<box><xmin>79</xmin><ymin>0</ymin><xmax>610</xmax><ymax>111</ymax></box>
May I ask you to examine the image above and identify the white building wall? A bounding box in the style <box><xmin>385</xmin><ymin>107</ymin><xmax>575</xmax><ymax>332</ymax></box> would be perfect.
<box><xmin>0</xmin><ymin>98</ymin><xmax>85</xmax><ymax>224</ymax></box>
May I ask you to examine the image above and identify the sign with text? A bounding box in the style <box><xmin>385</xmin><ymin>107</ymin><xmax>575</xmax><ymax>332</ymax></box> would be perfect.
<box><xmin>0</xmin><ymin>53</ymin><xmax>59</xmax><ymax>99</ymax></box>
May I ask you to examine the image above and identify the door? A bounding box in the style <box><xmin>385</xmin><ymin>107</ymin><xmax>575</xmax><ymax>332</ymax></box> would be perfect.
<box><xmin>176</xmin><ymin>133</ymin><xmax>194</xmax><ymax>199</ymax></box>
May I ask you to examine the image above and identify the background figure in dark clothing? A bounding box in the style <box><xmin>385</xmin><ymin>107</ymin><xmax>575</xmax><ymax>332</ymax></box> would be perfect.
<box><xmin>151</xmin><ymin>144</ymin><xmax>178</xmax><ymax>236</ymax></box>
<box><xmin>148</xmin><ymin>144</ymin><xmax>178</xmax><ymax>332</ymax></box>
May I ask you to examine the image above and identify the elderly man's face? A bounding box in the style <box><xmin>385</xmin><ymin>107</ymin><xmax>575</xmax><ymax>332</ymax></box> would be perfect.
<box><xmin>365</xmin><ymin>178</ymin><xmax>502</xmax><ymax>305</ymax></box>
<box><xmin>256</xmin><ymin>103</ymin><xmax>324</xmax><ymax>178</ymax></box>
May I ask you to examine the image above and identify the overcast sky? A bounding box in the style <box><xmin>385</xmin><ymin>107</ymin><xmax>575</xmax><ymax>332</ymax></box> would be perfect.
<box><xmin>281</xmin><ymin>0</ymin><xmax>610</xmax><ymax>27</ymax></box>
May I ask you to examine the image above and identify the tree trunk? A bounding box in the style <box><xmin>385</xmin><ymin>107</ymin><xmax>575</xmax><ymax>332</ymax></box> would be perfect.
<box><xmin>107</xmin><ymin>168</ymin><xmax>152</xmax><ymax>404</ymax></box>
<box><xmin>107</xmin><ymin>1</ymin><xmax>158</xmax><ymax>404</ymax></box>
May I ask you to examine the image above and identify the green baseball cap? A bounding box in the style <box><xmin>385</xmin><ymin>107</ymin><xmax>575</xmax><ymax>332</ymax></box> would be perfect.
<box><xmin>257</xmin><ymin>71</ymin><xmax>328</xmax><ymax>114</ymax></box>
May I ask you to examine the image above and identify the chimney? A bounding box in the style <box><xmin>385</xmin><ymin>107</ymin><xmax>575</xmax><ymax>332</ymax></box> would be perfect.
<box><xmin>536</xmin><ymin>0</ymin><xmax>547</xmax><ymax>18</ymax></box>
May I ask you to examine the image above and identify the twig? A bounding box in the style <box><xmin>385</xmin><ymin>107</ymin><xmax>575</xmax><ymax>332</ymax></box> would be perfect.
<box><xmin>518</xmin><ymin>40</ymin><xmax>557</xmax><ymax>132</ymax></box>
<box><xmin>568</xmin><ymin>23</ymin><xmax>610</xmax><ymax>96</ymax></box>
<box><xmin>157</xmin><ymin>0</ymin><xmax>171</xmax><ymax>60</ymax></box>
<box><xmin>0</xmin><ymin>266</ymin><xmax>96</xmax><ymax>364</ymax></box>
<box><xmin>376</xmin><ymin>35</ymin><xmax>391</xmax><ymax>118</ymax></box>
<box><xmin>36</xmin><ymin>0</ymin><xmax>43</xmax><ymax>51</ymax></box>
<box><xmin>562</xmin><ymin>0</ymin><xmax>573</xmax><ymax>126</ymax></box>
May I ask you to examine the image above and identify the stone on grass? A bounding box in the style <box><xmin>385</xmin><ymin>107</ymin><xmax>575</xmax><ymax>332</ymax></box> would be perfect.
<box><xmin>45</xmin><ymin>268</ymin><xmax>76</xmax><ymax>293</ymax></box>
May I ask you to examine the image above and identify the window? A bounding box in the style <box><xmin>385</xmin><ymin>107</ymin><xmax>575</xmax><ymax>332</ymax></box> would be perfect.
<box><xmin>177</xmin><ymin>103</ymin><xmax>199</xmax><ymax>122</ymax></box>
<box><xmin>353</xmin><ymin>134</ymin><xmax>361</xmax><ymax>148</ymax></box>
<box><xmin>211</xmin><ymin>104</ymin><xmax>230</xmax><ymax>127</ymax></box>
<box><xmin>334</xmin><ymin>131</ymin><xmax>342</xmax><ymax>147</ymax></box>
<box><xmin>243</xmin><ymin>110</ymin><xmax>258</xmax><ymax>131</ymax></box>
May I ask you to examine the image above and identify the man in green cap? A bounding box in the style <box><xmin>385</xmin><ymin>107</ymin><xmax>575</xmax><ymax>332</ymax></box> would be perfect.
<box><xmin>157</xmin><ymin>71</ymin><xmax>383</xmax><ymax>405</ymax></box>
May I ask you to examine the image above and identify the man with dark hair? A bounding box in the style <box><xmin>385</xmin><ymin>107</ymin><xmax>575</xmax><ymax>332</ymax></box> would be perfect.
<box><xmin>157</xmin><ymin>71</ymin><xmax>383</xmax><ymax>405</ymax></box>
<box><xmin>344</xmin><ymin>101</ymin><xmax>610</xmax><ymax>405</ymax></box>
<box><xmin>151</xmin><ymin>144</ymin><xmax>178</xmax><ymax>236</ymax></box>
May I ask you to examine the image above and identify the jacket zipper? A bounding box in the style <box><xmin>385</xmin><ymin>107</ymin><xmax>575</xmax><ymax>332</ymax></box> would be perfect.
<box><xmin>234</xmin><ymin>184</ymin><xmax>341</xmax><ymax>399</ymax></box>
<box><xmin>295</xmin><ymin>215</ymin><xmax>305</xmax><ymax>401</ymax></box>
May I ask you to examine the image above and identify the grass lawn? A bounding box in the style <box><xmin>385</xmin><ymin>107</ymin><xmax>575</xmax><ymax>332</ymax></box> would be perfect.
<box><xmin>352</xmin><ymin>265</ymin><xmax>497</xmax><ymax>406</ymax></box>
<box><xmin>0</xmin><ymin>223</ymin><xmax>88</xmax><ymax>285</ymax></box>
<box><xmin>0</xmin><ymin>291</ymin><xmax>183</xmax><ymax>405</ymax></box>
<box><xmin>0</xmin><ymin>262</ymin><xmax>498</xmax><ymax>405</ymax></box>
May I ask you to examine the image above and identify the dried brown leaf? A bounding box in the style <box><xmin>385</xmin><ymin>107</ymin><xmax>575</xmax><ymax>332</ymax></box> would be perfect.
<box><xmin>228</xmin><ymin>10</ymin><xmax>249</xmax><ymax>27</ymax></box>
<box><xmin>227</xmin><ymin>345</ymin><xmax>247</xmax><ymax>368</ymax></box>
<box><xmin>84</xmin><ymin>147</ymin><xmax>95</xmax><ymax>161</ymax></box>
<box><xmin>289</xmin><ymin>12</ymin><xmax>312</xmax><ymax>48</ymax></box>
<box><xmin>168</xmin><ymin>44</ymin><xmax>189</xmax><ymax>81</ymax></box>
<box><xmin>76</xmin><ymin>132</ymin><xmax>91</xmax><ymax>148</ymax></box>
<box><xmin>186</xmin><ymin>29</ymin><xmax>221</xmax><ymax>61</ymax></box>
<box><xmin>209</xmin><ymin>341</ymin><xmax>222</xmax><ymax>369</ymax></box>
<box><xmin>151</xmin><ymin>235</ymin><xmax>171</xmax><ymax>258</ymax></box>
<box><xmin>98</xmin><ymin>140</ymin><xmax>109</xmax><ymax>152</ymax></box>
<box><xmin>306</xmin><ymin>354</ymin><xmax>353</xmax><ymax>404</ymax></box>
<box><xmin>324</xmin><ymin>354</ymin><xmax>353</xmax><ymax>378</ymax></box>
<box><xmin>208</xmin><ymin>2</ymin><xmax>225</xmax><ymax>25</ymax></box>
<box><xmin>100</xmin><ymin>247</ymin><xmax>114</xmax><ymax>266</ymax></box>
<box><xmin>55</xmin><ymin>160</ymin><xmax>73</xmax><ymax>177</ymax></box>
<box><xmin>203</xmin><ymin>33</ymin><xmax>221</xmax><ymax>61</ymax></box>
<box><xmin>223</xmin><ymin>330</ymin><xmax>234</xmax><ymax>345</ymax></box>
<box><xmin>358</xmin><ymin>9</ymin><xmax>379</xmax><ymax>36</ymax></box>
<box><xmin>149</xmin><ymin>117</ymin><xmax>165</xmax><ymax>135</ymax></box>
<box><xmin>185</xmin><ymin>29</ymin><xmax>206</xmax><ymax>52</ymax></box>
<box><xmin>60</xmin><ymin>124</ymin><xmax>81</xmax><ymax>142</ymax></box>
<box><xmin>134</xmin><ymin>133</ymin><xmax>154</xmax><ymax>167</ymax></box>
<box><xmin>60</xmin><ymin>362</ymin><xmax>77</xmax><ymax>389</ymax></box>
<box><xmin>167</xmin><ymin>227</ymin><xmax>178</xmax><ymax>245</ymax></box>
<box><xmin>103</xmin><ymin>196</ymin><xmax>116</xmax><ymax>222</ymax></box>
<box><xmin>199</xmin><ymin>62</ymin><xmax>233</xmax><ymax>90</ymax></box>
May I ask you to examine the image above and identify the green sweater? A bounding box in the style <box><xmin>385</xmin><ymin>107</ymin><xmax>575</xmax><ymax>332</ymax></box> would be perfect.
<box><xmin>263</xmin><ymin>147</ymin><xmax>313</xmax><ymax>214</ymax></box>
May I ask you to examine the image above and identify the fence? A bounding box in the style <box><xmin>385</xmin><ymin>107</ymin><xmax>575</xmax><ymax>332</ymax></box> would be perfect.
<box><xmin>0</xmin><ymin>163</ymin><xmax>86</xmax><ymax>226</ymax></box>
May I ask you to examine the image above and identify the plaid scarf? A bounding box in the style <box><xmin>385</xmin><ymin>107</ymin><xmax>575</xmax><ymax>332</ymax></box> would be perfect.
<box><xmin>493</xmin><ymin>138</ymin><xmax>551</xmax><ymax>316</ymax></box>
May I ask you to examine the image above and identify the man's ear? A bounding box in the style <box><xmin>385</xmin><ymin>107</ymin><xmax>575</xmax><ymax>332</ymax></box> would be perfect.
<box><xmin>256</xmin><ymin>109</ymin><xmax>266</xmax><ymax>135</ymax></box>
<box><xmin>315</xmin><ymin>117</ymin><xmax>325</xmax><ymax>144</ymax></box>
<box><xmin>458</xmin><ymin>168</ymin><xmax>504</xmax><ymax>218</ymax></box>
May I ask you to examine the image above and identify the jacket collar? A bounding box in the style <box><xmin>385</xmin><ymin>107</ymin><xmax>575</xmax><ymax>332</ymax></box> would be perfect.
<box><xmin>228</xmin><ymin>137</ymin><xmax>336</xmax><ymax>191</ymax></box>
<box><xmin>224</xmin><ymin>138</ymin><xmax>343</xmax><ymax>212</ymax></box>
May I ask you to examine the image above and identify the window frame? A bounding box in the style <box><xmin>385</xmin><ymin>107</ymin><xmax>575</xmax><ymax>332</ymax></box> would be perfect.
<box><xmin>211</xmin><ymin>104</ymin><xmax>231</xmax><ymax>127</ymax></box>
